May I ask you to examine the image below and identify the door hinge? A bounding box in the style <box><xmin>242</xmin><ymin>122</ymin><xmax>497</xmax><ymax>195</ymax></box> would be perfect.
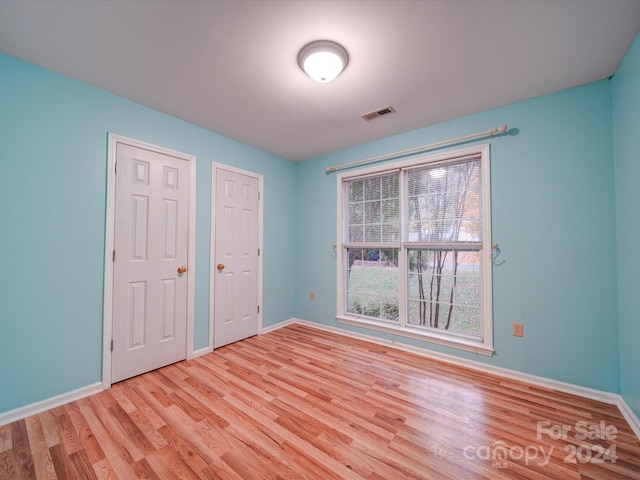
<box><xmin>114</xmin><ymin>161</ymin><xmax>117</xmax><ymax>174</ymax></box>
<box><xmin>110</xmin><ymin>339</ymin><xmax>114</xmax><ymax>352</ymax></box>
<box><xmin>112</xmin><ymin>250</ymin><xmax>116</xmax><ymax>262</ymax></box>
<box><xmin>257</xmin><ymin>305</ymin><xmax>260</xmax><ymax>314</ymax></box>
<box><xmin>258</xmin><ymin>248</ymin><xmax>260</xmax><ymax>256</ymax></box>
<box><xmin>258</xmin><ymin>192</ymin><xmax>261</xmax><ymax>200</ymax></box>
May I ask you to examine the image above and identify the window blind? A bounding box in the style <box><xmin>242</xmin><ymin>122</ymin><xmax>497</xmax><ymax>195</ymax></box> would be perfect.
<box><xmin>405</xmin><ymin>157</ymin><xmax>482</xmax><ymax>243</ymax></box>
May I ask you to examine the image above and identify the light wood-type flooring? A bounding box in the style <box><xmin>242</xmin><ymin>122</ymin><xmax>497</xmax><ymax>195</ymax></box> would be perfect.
<box><xmin>1</xmin><ymin>324</ymin><xmax>639</xmax><ymax>479</ymax></box>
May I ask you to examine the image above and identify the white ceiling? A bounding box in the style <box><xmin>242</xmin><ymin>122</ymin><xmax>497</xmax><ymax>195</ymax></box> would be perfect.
<box><xmin>1</xmin><ymin>0</ymin><xmax>639</xmax><ymax>162</ymax></box>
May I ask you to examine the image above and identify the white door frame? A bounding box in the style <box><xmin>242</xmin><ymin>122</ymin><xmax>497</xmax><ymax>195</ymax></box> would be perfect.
<box><xmin>210</xmin><ymin>163</ymin><xmax>264</xmax><ymax>350</ymax></box>
<box><xmin>102</xmin><ymin>133</ymin><xmax>196</xmax><ymax>389</ymax></box>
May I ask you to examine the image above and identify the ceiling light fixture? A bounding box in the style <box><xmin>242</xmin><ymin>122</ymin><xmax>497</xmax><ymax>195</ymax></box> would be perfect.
<box><xmin>298</xmin><ymin>40</ymin><xmax>348</xmax><ymax>83</ymax></box>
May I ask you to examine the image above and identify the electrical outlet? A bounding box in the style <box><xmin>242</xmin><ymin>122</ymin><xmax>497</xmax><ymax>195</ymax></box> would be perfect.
<box><xmin>310</xmin><ymin>292</ymin><xmax>315</xmax><ymax>301</ymax></box>
<box><xmin>512</xmin><ymin>322</ymin><xmax>523</xmax><ymax>337</ymax></box>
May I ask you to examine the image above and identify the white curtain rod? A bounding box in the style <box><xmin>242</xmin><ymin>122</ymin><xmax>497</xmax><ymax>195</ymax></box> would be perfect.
<box><xmin>325</xmin><ymin>124</ymin><xmax>508</xmax><ymax>173</ymax></box>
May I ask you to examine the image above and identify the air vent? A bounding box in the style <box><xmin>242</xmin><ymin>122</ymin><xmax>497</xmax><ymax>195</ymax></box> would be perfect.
<box><xmin>361</xmin><ymin>106</ymin><xmax>396</xmax><ymax>121</ymax></box>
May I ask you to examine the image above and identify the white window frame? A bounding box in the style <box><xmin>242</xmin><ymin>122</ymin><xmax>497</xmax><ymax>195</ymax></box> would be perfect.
<box><xmin>336</xmin><ymin>144</ymin><xmax>494</xmax><ymax>356</ymax></box>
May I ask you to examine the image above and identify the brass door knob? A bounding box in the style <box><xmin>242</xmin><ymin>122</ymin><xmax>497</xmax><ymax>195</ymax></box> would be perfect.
<box><xmin>217</xmin><ymin>263</ymin><xmax>225</xmax><ymax>271</ymax></box>
<box><xmin>177</xmin><ymin>266</ymin><xmax>187</xmax><ymax>274</ymax></box>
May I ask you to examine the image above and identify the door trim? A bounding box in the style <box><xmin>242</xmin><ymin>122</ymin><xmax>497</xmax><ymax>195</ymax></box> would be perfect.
<box><xmin>103</xmin><ymin>133</ymin><xmax>196</xmax><ymax>389</ymax></box>
<box><xmin>210</xmin><ymin>163</ymin><xmax>264</xmax><ymax>351</ymax></box>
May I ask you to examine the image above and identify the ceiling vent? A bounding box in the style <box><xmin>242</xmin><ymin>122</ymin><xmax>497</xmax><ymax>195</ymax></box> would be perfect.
<box><xmin>361</xmin><ymin>106</ymin><xmax>396</xmax><ymax>121</ymax></box>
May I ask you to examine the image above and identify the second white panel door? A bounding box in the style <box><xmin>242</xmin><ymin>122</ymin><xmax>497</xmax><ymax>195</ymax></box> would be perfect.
<box><xmin>213</xmin><ymin>166</ymin><xmax>261</xmax><ymax>348</ymax></box>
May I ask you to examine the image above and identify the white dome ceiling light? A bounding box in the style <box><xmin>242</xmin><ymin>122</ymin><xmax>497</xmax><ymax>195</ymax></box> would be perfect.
<box><xmin>298</xmin><ymin>40</ymin><xmax>349</xmax><ymax>83</ymax></box>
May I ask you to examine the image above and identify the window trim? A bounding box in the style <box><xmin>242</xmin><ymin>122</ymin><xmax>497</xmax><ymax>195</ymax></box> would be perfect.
<box><xmin>335</xmin><ymin>144</ymin><xmax>494</xmax><ymax>356</ymax></box>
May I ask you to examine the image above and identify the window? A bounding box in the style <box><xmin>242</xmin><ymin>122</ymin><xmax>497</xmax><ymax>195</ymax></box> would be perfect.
<box><xmin>336</xmin><ymin>145</ymin><xmax>493</xmax><ymax>355</ymax></box>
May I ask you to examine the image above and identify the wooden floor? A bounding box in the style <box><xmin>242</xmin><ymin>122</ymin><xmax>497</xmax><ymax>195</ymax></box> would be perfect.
<box><xmin>1</xmin><ymin>324</ymin><xmax>639</xmax><ymax>480</ymax></box>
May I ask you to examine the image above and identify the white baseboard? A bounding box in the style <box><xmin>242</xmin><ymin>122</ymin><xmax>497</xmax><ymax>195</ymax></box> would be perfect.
<box><xmin>0</xmin><ymin>382</ymin><xmax>103</xmax><ymax>427</ymax></box>
<box><xmin>261</xmin><ymin>318</ymin><xmax>297</xmax><ymax>335</ymax></box>
<box><xmin>278</xmin><ymin>318</ymin><xmax>640</xmax><ymax>439</ymax></box>
<box><xmin>615</xmin><ymin>395</ymin><xmax>640</xmax><ymax>440</ymax></box>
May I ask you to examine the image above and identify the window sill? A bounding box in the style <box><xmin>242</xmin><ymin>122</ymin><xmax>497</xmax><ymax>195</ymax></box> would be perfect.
<box><xmin>336</xmin><ymin>315</ymin><xmax>494</xmax><ymax>356</ymax></box>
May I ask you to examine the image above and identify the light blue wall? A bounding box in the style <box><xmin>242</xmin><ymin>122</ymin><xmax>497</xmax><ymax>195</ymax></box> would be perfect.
<box><xmin>613</xmin><ymin>33</ymin><xmax>640</xmax><ymax>418</ymax></box>
<box><xmin>295</xmin><ymin>80</ymin><xmax>619</xmax><ymax>393</ymax></box>
<box><xmin>0</xmin><ymin>53</ymin><xmax>296</xmax><ymax>413</ymax></box>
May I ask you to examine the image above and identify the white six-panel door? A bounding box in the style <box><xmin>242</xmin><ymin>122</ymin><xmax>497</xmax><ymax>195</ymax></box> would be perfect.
<box><xmin>111</xmin><ymin>142</ymin><xmax>191</xmax><ymax>383</ymax></box>
<box><xmin>213</xmin><ymin>166</ymin><xmax>261</xmax><ymax>348</ymax></box>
